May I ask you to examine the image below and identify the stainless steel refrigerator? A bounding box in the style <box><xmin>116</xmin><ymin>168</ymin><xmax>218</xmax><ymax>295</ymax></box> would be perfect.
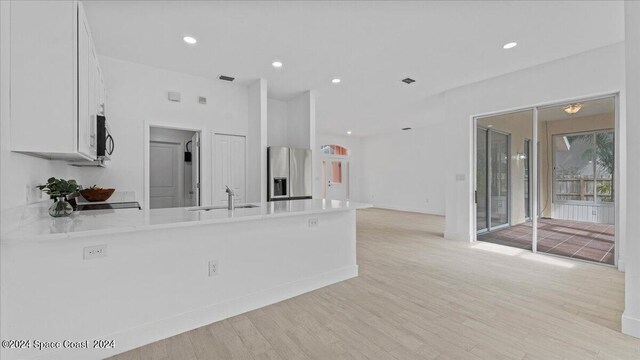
<box><xmin>268</xmin><ymin>147</ymin><xmax>312</xmax><ymax>201</ymax></box>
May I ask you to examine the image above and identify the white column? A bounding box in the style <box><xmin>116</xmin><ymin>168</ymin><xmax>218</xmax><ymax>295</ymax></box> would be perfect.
<box><xmin>623</xmin><ymin>0</ymin><xmax>640</xmax><ymax>339</ymax></box>
<box><xmin>247</xmin><ymin>79</ymin><xmax>268</xmax><ymax>203</ymax></box>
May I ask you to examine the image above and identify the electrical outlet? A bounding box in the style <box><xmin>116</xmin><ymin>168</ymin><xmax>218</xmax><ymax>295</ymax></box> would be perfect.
<box><xmin>309</xmin><ymin>218</ymin><xmax>319</xmax><ymax>227</ymax></box>
<box><xmin>83</xmin><ymin>244</ymin><xmax>107</xmax><ymax>260</ymax></box>
<box><xmin>208</xmin><ymin>260</ymin><xmax>219</xmax><ymax>277</ymax></box>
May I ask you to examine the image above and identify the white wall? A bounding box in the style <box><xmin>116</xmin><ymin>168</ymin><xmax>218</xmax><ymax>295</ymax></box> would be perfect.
<box><xmin>360</xmin><ymin>123</ymin><xmax>448</xmax><ymax>215</ymax></box>
<box><xmin>0</xmin><ymin>1</ymin><xmax>77</xmax><ymax>212</ymax></box>
<box><xmin>287</xmin><ymin>92</ymin><xmax>313</xmax><ymax>149</ymax></box>
<box><xmin>267</xmin><ymin>98</ymin><xmax>288</xmax><ymax>147</ymax></box>
<box><xmin>72</xmin><ymin>56</ymin><xmax>250</xmax><ymax>209</ymax></box>
<box><xmin>622</xmin><ymin>0</ymin><xmax>640</xmax><ymax>339</ymax></box>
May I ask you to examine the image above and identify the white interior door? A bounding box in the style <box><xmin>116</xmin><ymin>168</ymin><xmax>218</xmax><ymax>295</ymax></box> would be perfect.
<box><xmin>191</xmin><ymin>133</ymin><xmax>200</xmax><ymax>206</ymax></box>
<box><xmin>213</xmin><ymin>134</ymin><xmax>246</xmax><ymax>205</ymax></box>
<box><xmin>150</xmin><ymin>142</ymin><xmax>182</xmax><ymax>209</ymax></box>
<box><xmin>324</xmin><ymin>159</ymin><xmax>349</xmax><ymax>200</ymax></box>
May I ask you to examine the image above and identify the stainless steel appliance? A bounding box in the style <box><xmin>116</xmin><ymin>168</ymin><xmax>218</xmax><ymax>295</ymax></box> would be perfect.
<box><xmin>97</xmin><ymin>115</ymin><xmax>114</xmax><ymax>160</ymax></box>
<box><xmin>268</xmin><ymin>147</ymin><xmax>312</xmax><ymax>201</ymax></box>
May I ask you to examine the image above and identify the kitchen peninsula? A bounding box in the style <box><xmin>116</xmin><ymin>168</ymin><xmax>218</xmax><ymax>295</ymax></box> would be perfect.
<box><xmin>0</xmin><ymin>199</ymin><xmax>369</xmax><ymax>360</ymax></box>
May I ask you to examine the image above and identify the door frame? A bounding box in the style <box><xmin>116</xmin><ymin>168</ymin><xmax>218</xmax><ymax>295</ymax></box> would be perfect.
<box><xmin>212</xmin><ymin>132</ymin><xmax>247</xmax><ymax>205</ymax></box>
<box><xmin>471</xmin><ymin>92</ymin><xmax>621</xmax><ymax>269</ymax></box>
<box><xmin>144</xmin><ymin>123</ymin><xmax>202</xmax><ymax>210</ymax></box>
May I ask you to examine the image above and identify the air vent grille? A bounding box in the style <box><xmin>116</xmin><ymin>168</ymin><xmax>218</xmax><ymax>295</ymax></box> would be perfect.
<box><xmin>219</xmin><ymin>75</ymin><xmax>235</xmax><ymax>82</ymax></box>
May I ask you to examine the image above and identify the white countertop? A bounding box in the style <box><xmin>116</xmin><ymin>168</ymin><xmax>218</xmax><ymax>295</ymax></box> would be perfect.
<box><xmin>1</xmin><ymin>199</ymin><xmax>371</xmax><ymax>243</ymax></box>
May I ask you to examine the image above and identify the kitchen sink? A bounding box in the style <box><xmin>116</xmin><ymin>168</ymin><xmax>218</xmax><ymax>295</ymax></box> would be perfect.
<box><xmin>187</xmin><ymin>204</ymin><xmax>259</xmax><ymax>211</ymax></box>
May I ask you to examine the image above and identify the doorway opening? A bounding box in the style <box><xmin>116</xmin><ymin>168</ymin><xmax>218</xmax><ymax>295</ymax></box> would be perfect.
<box><xmin>474</xmin><ymin>96</ymin><xmax>617</xmax><ymax>266</ymax></box>
<box><xmin>321</xmin><ymin>144</ymin><xmax>350</xmax><ymax>201</ymax></box>
<box><xmin>149</xmin><ymin>127</ymin><xmax>200</xmax><ymax>209</ymax></box>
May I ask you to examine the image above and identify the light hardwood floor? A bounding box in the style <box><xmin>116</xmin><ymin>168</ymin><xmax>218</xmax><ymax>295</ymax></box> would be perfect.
<box><xmin>108</xmin><ymin>208</ymin><xmax>640</xmax><ymax>360</ymax></box>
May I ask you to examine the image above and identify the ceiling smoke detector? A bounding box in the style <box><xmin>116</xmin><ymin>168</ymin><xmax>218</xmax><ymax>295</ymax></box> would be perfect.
<box><xmin>563</xmin><ymin>103</ymin><xmax>583</xmax><ymax>114</ymax></box>
<box><xmin>402</xmin><ymin>78</ymin><xmax>416</xmax><ymax>84</ymax></box>
<box><xmin>218</xmin><ymin>75</ymin><xmax>235</xmax><ymax>82</ymax></box>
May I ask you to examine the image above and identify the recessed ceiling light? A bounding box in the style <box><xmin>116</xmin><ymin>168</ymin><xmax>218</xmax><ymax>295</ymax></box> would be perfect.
<box><xmin>332</xmin><ymin>78</ymin><xmax>341</xmax><ymax>84</ymax></box>
<box><xmin>183</xmin><ymin>36</ymin><xmax>197</xmax><ymax>45</ymax></box>
<box><xmin>503</xmin><ymin>42</ymin><xmax>517</xmax><ymax>49</ymax></box>
<box><xmin>402</xmin><ymin>78</ymin><xmax>416</xmax><ymax>84</ymax></box>
<box><xmin>272</xmin><ymin>61</ymin><xmax>283</xmax><ymax>68</ymax></box>
<box><xmin>347</xmin><ymin>131</ymin><xmax>352</xmax><ymax>135</ymax></box>
<box><xmin>401</xmin><ymin>127</ymin><xmax>412</xmax><ymax>131</ymax></box>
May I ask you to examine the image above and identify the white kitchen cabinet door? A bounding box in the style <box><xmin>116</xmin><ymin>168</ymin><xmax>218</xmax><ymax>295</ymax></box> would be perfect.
<box><xmin>213</xmin><ymin>134</ymin><xmax>246</xmax><ymax>205</ymax></box>
<box><xmin>77</xmin><ymin>3</ymin><xmax>97</xmax><ymax>159</ymax></box>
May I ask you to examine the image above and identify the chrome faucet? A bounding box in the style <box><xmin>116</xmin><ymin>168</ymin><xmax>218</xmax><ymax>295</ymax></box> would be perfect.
<box><xmin>225</xmin><ymin>185</ymin><xmax>235</xmax><ymax>210</ymax></box>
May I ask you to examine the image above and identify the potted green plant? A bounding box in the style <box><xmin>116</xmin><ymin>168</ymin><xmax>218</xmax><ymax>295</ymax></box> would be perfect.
<box><xmin>36</xmin><ymin>177</ymin><xmax>80</xmax><ymax>217</ymax></box>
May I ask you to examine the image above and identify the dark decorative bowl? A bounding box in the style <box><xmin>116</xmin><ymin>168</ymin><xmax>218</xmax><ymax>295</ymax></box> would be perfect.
<box><xmin>80</xmin><ymin>188</ymin><xmax>115</xmax><ymax>202</ymax></box>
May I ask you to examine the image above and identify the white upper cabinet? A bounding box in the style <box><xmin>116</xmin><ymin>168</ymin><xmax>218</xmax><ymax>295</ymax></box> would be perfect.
<box><xmin>9</xmin><ymin>1</ymin><xmax>106</xmax><ymax>161</ymax></box>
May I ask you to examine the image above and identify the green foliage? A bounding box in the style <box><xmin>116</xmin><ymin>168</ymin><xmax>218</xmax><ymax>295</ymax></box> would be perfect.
<box><xmin>36</xmin><ymin>177</ymin><xmax>79</xmax><ymax>196</ymax></box>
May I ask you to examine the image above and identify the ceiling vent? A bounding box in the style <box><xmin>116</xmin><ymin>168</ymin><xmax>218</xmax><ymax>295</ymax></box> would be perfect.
<box><xmin>218</xmin><ymin>75</ymin><xmax>235</xmax><ymax>82</ymax></box>
<box><xmin>402</xmin><ymin>78</ymin><xmax>416</xmax><ymax>84</ymax></box>
<box><xmin>401</xmin><ymin>127</ymin><xmax>412</xmax><ymax>131</ymax></box>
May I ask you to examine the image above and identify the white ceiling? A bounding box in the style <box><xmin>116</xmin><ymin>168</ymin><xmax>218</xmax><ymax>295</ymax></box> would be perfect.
<box><xmin>84</xmin><ymin>1</ymin><xmax>625</xmax><ymax>137</ymax></box>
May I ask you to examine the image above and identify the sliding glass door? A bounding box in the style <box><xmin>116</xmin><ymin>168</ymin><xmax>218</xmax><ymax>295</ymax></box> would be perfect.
<box><xmin>490</xmin><ymin>131</ymin><xmax>510</xmax><ymax>228</ymax></box>
<box><xmin>476</xmin><ymin>128</ymin><xmax>510</xmax><ymax>232</ymax></box>
<box><xmin>474</xmin><ymin>95</ymin><xmax>617</xmax><ymax>266</ymax></box>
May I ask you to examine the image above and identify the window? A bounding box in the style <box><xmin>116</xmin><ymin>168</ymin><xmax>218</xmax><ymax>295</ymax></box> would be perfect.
<box><xmin>320</xmin><ymin>144</ymin><xmax>350</xmax><ymax>156</ymax></box>
<box><xmin>553</xmin><ymin>130</ymin><xmax>614</xmax><ymax>203</ymax></box>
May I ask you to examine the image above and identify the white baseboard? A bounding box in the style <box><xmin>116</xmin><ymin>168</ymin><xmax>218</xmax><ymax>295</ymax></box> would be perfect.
<box><xmin>617</xmin><ymin>259</ymin><xmax>625</xmax><ymax>272</ymax></box>
<box><xmin>27</xmin><ymin>265</ymin><xmax>358</xmax><ymax>360</ymax></box>
<box><xmin>622</xmin><ymin>312</ymin><xmax>640</xmax><ymax>339</ymax></box>
<box><xmin>372</xmin><ymin>204</ymin><xmax>445</xmax><ymax>216</ymax></box>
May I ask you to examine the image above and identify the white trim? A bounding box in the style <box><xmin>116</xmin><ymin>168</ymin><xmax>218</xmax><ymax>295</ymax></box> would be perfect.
<box><xmin>17</xmin><ymin>265</ymin><xmax>358</xmax><ymax>360</ymax></box>
<box><xmin>622</xmin><ymin>312</ymin><xmax>640</xmax><ymax>339</ymax></box>
<box><xmin>373</xmin><ymin>204</ymin><xmax>445</xmax><ymax>217</ymax></box>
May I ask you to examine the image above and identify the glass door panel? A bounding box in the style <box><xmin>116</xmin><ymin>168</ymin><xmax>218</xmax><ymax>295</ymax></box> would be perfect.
<box><xmin>476</xmin><ymin>128</ymin><xmax>488</xmax><ymax>231</ymax></box>
<box><xmin>490</xmin><ymin>131</ymin><xmax>509</xmax><ymax>228</ymax></box>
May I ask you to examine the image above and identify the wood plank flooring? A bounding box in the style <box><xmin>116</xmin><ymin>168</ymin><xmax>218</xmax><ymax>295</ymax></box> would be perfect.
<box><xmin>108</xmin><ymin>208</ymin><xmax>640</xmax><ymax>360</ymax></box>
